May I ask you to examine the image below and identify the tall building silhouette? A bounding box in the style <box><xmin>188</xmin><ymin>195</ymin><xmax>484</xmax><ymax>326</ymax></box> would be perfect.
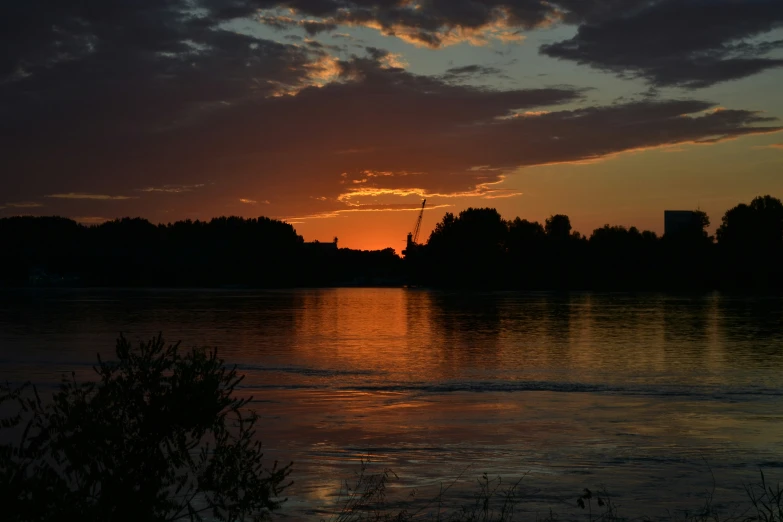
<box><xmin>664</xmin><ymin>210</ymin><xmax>702</xmax><ymax>236</ymax></box>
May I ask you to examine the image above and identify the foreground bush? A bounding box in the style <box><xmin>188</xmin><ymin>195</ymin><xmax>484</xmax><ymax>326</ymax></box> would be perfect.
<box><xmin>0</xmin><ymin>335</ymin><xmax>291</xmax><ymax>522</ymax></box>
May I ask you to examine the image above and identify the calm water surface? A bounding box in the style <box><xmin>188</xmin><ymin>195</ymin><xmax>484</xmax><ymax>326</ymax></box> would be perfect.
<box><xmin>1</xmin><ymin>288</ymin><xmax>782</xmax><ymax>519</ymax></box>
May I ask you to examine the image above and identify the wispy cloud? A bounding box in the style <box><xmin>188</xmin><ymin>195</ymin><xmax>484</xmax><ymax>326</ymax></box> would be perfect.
<box><xmin>331</xmin><ymin>33</ymin><xmax>357</xmax><ymax>41</ymax></box>
<box><xmin>45</xmin><ymin>193</ymin><xmax>137</xmax><ymax>200</ymax></box>
<box><xmin>336</xmin><ymin>177</ymin><xmax>519</xmax><ymax>205</ymax></box>
<box><xmin>482</xmin><ymin>192</ymin><xmax>523</xmax><ymax>199</ymax></box>
<box><xmin>285</xmin><ymin>211</ymin><xmax>341</xmax><ymax>220</ymax></box>
<box><xmin>754</xmin><ymin>143</ymin><xmax>783</xmax><ymax>150</ymax></box>
<box><xmin>139</xmin><ymin>184</ymin><xmax>205</xmax><ymax>193</ymax></box>
<box><xmin>239</xmin><ymin>198</ymin><xmax>257</xmax><ymax>204</ymax></box>
<box><xmin>5</xmin><ymin>201</ymin><xmax>43</xmax><ymax>208</ymax></box>
<box><xmin>286</xmin><ymin>203</ymin><xmax>452</xmax><ymax>221</ymax></box>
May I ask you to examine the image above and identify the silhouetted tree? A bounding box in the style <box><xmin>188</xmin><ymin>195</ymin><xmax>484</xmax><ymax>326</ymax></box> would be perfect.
<box><xmin>717</xmin><ymin>195</ymin><xmax>783</xmax><ymax>289</ymax></box>
<box><xmin>505</xmin><ymin>218</ymin><xmax>547</xmax><ymax>288</ymax></box>
<box><xmin>0</xmin><ymin>335</ymin><xmax>291</xmax><ymax>521</ymax></box>
<box><xmin>588</xmin><ymin>225</ymin><xmax>660</xmax><ymax>289</ymax></box>
<box><xmin>0</xmin><ymin>216</ymin><xmax>85</xmax><ymax>284</ymax></box>
<box><xmin>507</xmin><ymin>218</ymin><xmax>546</xmax><ymax>245</ymax></box>
<box><xmin>545</xmin><ymin>214</ymin><xmax>572</xmax><ymax>240</ymax></box>
<box><xmin>425</xmin><ymin>208</ymin><xmax>508</xmax><ymax>287</ymax></box>
<box><xmin>543</xmin><ymin>214</ymin><xmax>585</xmax><ymax>289</ymax></box>
<box><xmin>717</xmin><ymin>195</ymin><xmax>783</xmax><ymax>249</ymax></box>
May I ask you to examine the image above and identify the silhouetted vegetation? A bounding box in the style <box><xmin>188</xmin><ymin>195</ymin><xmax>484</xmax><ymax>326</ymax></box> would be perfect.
<box><xmin>409</xmin><ymin>195</ymin><xmax>783</xmax><ymax>291</ymax></box>
<box><xmin>716</xmin><ymin>196</ymin><xmax>783</xmax><ymax>290</ymax></box>
<box><xmin>0</xmin><ymin>334</ymin><xmax>291</xmax><ymax>521</ymax></box>
<box><xmin>323</xmin><ymin>463</ymin><xmax>783</xmax><ymax>522</ymax></box>
<box><xmin>0</xmin><ymin>216</ymin><xmax>403</xmax><ymax>288</ymax></box>
<box><xmin>2</xmin><ymin>195</ymin><xmax>782</xmax><ymax>290</ymax></box>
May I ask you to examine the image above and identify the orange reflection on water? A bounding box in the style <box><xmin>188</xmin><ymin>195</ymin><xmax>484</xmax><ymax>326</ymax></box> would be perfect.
<box><xmin>4</xmin><ymin>289</ymin><xmax>783</xmax><ymax>520</ymax></box>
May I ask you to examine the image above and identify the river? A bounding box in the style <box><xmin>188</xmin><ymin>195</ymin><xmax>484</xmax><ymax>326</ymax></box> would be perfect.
<box><xmin>1</xmin><ymin>288</ymin><xmax>782</xmax><ymax>519</ymax></box>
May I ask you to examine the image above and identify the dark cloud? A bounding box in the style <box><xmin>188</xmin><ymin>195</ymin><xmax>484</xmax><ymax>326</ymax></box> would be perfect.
<box><xmin>6</xmin><ymin>1</ymin><xmax>783</xmax><ymax>88</ymax></box>
<box><xmin>2</xmin><ymin>0</ymin><xmax>781</xmax><ymax>222</ymax></box>
<box><xmin>457</xmin><ymin>103</ymin><xmax>781</xmax><ymax>167</ymax></box>
<box><xmin>246</xmin><ymin>1</ymin><xmax>783</xmax><ymax>86</ymax></box>
<box><xmin>443</xmin><ymin>64</ymin><xmax>506</xmax><ymax>81</ymax></box>
<box><xmin>545</xmin><ymin>0</ymin><xmax>652</xmax><ymax>24</ymax></box>
<box><xmin>0</xmin><ymin>0</ymin><xmax>338</xmax><ymax>188</ymax></box>
<box><xmin>0</xmin><ymin>7</ymin><xmax>585</xmax><ymax>215</ymax></box>
<box><xmin>246</xmin><ymin>0</ymin><xmax>778</xmax><ymax>32</ymax></box>
<box><xmin>261</xmin><ymin>84</ymin><xmax>779</xmax><ymax>197</ymax></box>
<box><xmin>258</xmin><ymin>14</ymin><xmax>338</xmax><ymax>35</ymax></box>
<box><xmin>302</xmin><ymin>20</ymin><xmax>339</xmax><ymax>35</ymax></box>
<box><xmin>364</xmin><ymin>47</ymin><xmax>391</xmax><ymax>61</ymax></box>
<box><xmin>250</xmin><ymin>0</ymin><xmax>766</xmax><ymax>56</ymax></box>
<box><xmin>0</xmin><ymin>0</ymin><xmax>340</xmax><ymax>219</ymax></box>
<box><xmin>446</xmin><ymin>65</ymin><xmax>501</xmax><ymax>75</ymax></box>
<box><xmin>305</xmin><ymin>39</ymin><xmax>342</xmax><ymax>51</ymax></box>
<box><xmin>541</xmin><ymin>0</ymin><xmax>783</xmax><ymax>88</ymax></box>
<box><xmin>331</xmin><ymin>33</ymin><xmax>359</xmax><ymax>41</ymax></box>
<box><xmin>251</xmin><ymin>1</ymin><xmax>559</xmax><ymax>48</ymax></box>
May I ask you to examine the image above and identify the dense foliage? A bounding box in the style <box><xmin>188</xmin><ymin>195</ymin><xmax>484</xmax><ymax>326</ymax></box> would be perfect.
<box><xmin>0</xmin><ymin>216</ymin><xmax>402</xmax><ymax>287</ymax></box>
<box><xmin>408</xmin><ymin>195</ymin><xmax>783</xmax><ymax>290</ymax></box>
<box><xmin>0</xmin><ymin>335</ymin><xmax>292</xmax><ymax>522</ymax></box>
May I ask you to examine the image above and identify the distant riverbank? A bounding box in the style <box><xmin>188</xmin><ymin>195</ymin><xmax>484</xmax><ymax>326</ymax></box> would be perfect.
<box><xmin>3</xmin><ymin>194</ymin><xmax>783</xmax><ymax>291</ymax></box>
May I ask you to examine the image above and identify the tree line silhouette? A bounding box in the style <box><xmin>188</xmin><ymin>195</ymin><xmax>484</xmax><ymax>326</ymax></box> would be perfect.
<box><xmin>0</xmin><ymin>216</ymin><xmax>401</xmax><ymax>287</ymax></box>
<box><xmin>1</xmin><ymin>195</ymin><xmax>781</xmax><ymax>291</ymax></box>
<box><xmin>408</xmin><ymin>195</ymin><xmax>783</xmax><ymax>291</ymax></box>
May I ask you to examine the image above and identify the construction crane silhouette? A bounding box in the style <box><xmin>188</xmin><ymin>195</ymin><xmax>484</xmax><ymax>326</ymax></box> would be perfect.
<box><xmin>404</xmin><ymin>199</ymin><xmax>426</xmax><ymax>255</ymax></box>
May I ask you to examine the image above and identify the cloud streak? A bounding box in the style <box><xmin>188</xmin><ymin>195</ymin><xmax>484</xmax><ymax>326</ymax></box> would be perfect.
<box><xmin>5</xmin><ymin>202</ymin><xmax>43</xmax><ymax>208</ymax></box>
<box><xmin>45</xmin><ymin>193</ymin><xmax>137</xmax><ymax>200</ymax></box>
<box><xmin>286</xmin><ymin>202</ymin><xmax>453</xmax><ymax>221</ymax></box>
<box><xmin>140</xmin><ymin>184</ymin><xmax>206</xmax><ymax>193</ymax></box>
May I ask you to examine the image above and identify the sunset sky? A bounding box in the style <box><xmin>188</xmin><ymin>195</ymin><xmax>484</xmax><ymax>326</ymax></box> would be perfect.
<box><xmin>3</xmin><ymin>0</ymin><xmax>783</xmax><ymax>252</ymax></box>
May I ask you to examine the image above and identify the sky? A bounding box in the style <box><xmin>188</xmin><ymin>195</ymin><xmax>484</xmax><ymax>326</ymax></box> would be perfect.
<box><xmin>2</xmin><ymin>0</ymin><xmax>783</xmax><ymax>252</ymax></box>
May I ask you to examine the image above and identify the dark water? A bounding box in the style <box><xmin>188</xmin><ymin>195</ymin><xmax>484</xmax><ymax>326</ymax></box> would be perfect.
<box><xmin>2</xmin><ymin>288</ymin><xmax>783</xmax><ymax>519</ymax></box>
